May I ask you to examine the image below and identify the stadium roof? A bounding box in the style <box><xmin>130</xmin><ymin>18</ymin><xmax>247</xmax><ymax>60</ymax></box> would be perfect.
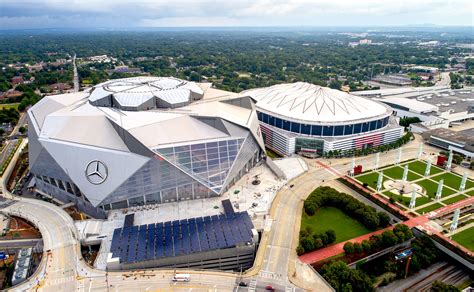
<box><xmin>242</xmin><ymin>82</ymin><xmax>391</xmax><ymax>125</ymax></box>
<box><xmin>89</xmin><ymin>77</ymin><xmax>204</xmax><ymax>109</ymax></box>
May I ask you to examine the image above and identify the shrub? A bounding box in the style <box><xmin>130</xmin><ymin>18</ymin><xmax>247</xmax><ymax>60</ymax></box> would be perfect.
<box><xmin>353</xmin><ymin>242</ymin><xmax>363</xmax><ymax>253</ymax></box>
<box><xmin>325</xmin><ymin>230</ymin><xmax>336</xmax><ymax>244</ymax></box>
<box><xmin>343</xmin><ymin>242</ymin><xmax>354</xmax><ymax>254</ymax></box>
<box><xmin>361</xmin><ymin>240</ymin><xmax>372</xmax><ymax>253</ymax></box>
<box><xmin>296</xmin><ymin>245</ymin><xmax>305</xmax><ymax>256</ymax></box>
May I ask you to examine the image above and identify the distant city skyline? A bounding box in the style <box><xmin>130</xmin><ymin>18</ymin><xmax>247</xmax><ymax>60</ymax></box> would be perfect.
<box><xmin>0</xmin><ymin>0</ymin><xmax>472</xmax><ymax>29</ymax></box>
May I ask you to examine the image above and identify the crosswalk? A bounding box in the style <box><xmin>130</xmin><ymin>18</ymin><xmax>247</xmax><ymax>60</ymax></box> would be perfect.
<box><xmin>248</xmin><ymin>278</ymin><xmax>257</xmax><ymax>291</ymax></box>
<box><xmin>45</xmin><ymin>275</ymin><xmax>75</xmax><ymax>286</ymax></box>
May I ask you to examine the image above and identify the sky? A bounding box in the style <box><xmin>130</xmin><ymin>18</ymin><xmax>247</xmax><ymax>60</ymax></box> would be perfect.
<box><xmin>0</xmin><ymin>0</ymin><xmax>472</xmax><ymax>29</ymax></box>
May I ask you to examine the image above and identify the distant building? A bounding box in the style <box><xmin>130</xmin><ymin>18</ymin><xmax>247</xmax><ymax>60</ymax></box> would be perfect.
<box><xmin>26</xmin><ymin>62</ymin><xmax>45</xmax><ymax>72</ymax></box>
<box><xmin>422</xmin><ymin>128</ymin><xmax>474</xmax><ymax>158</ymax></box>
<box><xmin>1</xmin><ymin>90</ymin><xmax>22</xmax><ymax>99</ymax></box>
<box><xmin>49</xmin><ymin>83</ymin><xmax>72</xmax><ymax>92</ymax></box>
<box><xmin>11</xmin><ymin>76</ymin><xmax>24</xmax><ymax>86</ymax></box>
<box><xmin>108</xmin><ymin>66</ymin><xmax>142</xmax><ymax>75</ymax></box>
<box><xmin>409</xmin><ymin>66</ymin><xmax>439</xmax><ymax>75</ymax></box>
<box><xmin>373</xmin><ymin>74</ymin><xmax>412</xmax><ymax>86</ymax></box>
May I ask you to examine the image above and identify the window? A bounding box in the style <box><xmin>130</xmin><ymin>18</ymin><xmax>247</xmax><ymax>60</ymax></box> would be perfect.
<box><xmin>334</xmin><ymin>126</ymin><xmax>344</xmax><ymax>136</ymax></box>
<box><xmin>344</xmin><ymin>125</ymin><xmax>353</xmax><ymax>135</ymax></box>
<box><xmin>268</xmin><ymin>115</ymin><xmax>275</xmax><ymax>126</ymax></box>
<box><xmin>311</xmin><ymin>125</ymin><xmax>322</xmax><ymax>136</ymax></box>
<box><xmin>275</xmin><ymin>117</ymin><xmax>283</xmax><ymax>128</ymax></box>
<box><xmin>291</xmin><ymin>122</ymin><xmax>300</xmax><ymax>133</ymax></box>
<box><xmin>362</xmin><ymin>122</ymin><xmax>369</xmax><ymax>132</ymax></box>
<box><xmin>354</xmin><ymin>123</ymin><xmax>362</xmax><ymax>134</ymax></box>
<box><xmin>300</xmin><ymin>124</ymin><xmax>311</xmax><ymax>135</ymax></box>
<box><xmin>283</xmin><ymin>120</ymin><xmax>291</xmax><ymax>131</ymax></box>
<box><xmin>323</xmin><ymin>126</ymin><xmax>333</xmax><ymax>136</ymax></box>
<box><xmin>369</xmin><ymin>121</ymin><xmax>377</xmax><ymax>131</ymax></box>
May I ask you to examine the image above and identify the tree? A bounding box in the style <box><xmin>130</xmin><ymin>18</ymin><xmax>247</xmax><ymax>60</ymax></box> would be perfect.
<box><xmin>18</xmin><ymin>126</ymin><xmax>26</xmax><ymax>134</ymax></box>
<box><xmin>320</xmin><ymin>261</ymin><xmax>374</xmax><ymax>292</ymax></box>
<box><xmin>343</xmin><ymin>242</ymin><xmax>354</xmax><ymax>254</ymax></box>
<box><xmin>381</xmin><ymin>230</ymin><xmax>398</xmax><ymax>247</ymax></box>
<box><xmin>296</xmin><ymin>245</ymin><xmax>305</xmax><ymax>256</ymax></box>
<box><xmin>300</xmin><ymin>236</ymin><xmax>314</xmax><ymax>252</ymax></box>
<box><xmin>353</xmin><ymin>242</ymin><xmax>363</xmax><ymax>253</ymax></box>
<box><xmin>431</xmin><ymin>281</ymin><xmax>460</xmax><ymax>292</ymax></box>
<box><xmin>378</xmin><ymin>213</ymin><xmax>391</xmax><ymax>227</ymax></box>
<box><xmin>325</xmin><ymin>230</ymin><xmax>336</xmax><ymax>244</ymax></box>
<box><xmin>361</xmin><ymin>240</ymin><xmax>372</xmax><ymax>253</ymax></box>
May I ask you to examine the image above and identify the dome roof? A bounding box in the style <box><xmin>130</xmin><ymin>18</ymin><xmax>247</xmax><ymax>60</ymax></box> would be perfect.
<box><xmin>243</xmin><ymin>82</ymin><xmax>391</xmax><ymax>125</ymax></box>
<box><xmin>88</xmin><ymin>77</ymin><xmax>204</xmax><ymax>110</ymax></box>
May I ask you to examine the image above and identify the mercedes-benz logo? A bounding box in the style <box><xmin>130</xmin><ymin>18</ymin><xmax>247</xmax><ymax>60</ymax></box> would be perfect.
<box><xmin>85</xmin><ymin>160</ymin><xmax>108</xmax><ymax>185</ymax></box>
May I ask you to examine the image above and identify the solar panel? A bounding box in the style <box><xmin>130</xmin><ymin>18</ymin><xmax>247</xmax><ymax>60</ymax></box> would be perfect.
<box><xmin>110</xmin><ymin>212</ymin><xmax>254</xmax><ymax>264</ymax></box>
<box><xmin>220</xmin><ymin>217</ymin><xmax>235</xmax><ymax>247</ymax></box>
<box><xmin>173</xmin><ymin>224</ymin><xmax>181</xmax><ymax>256</ymax></box>
<box><xmin>222</xmin><ymin>199</ymin><xmax>235</xmax><ymax>215</ymax></box>
<box><xmin>164</xmin><ymin>224</ymin><xmax>173</xmax><ymax>257</ymax></box>
<box><xmin>155</xmin><ymin>225</ymin><xmax>164</xmax><ymax>258</ymax></box>
<box><xmin>146</xmin><ymin>227</ymin><xmax>155</xmax><ymax>260</ymax></box>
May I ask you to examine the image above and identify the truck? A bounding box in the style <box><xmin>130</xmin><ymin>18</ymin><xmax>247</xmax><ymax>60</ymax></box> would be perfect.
<box><xmin>172</xmin><ymin>274</ymin><xmax>191</xmax><ymax>282</ymax></box>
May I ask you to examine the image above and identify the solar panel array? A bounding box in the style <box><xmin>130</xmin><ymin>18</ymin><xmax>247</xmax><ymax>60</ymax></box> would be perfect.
<box><xmin>110</xmin><ymin>212</ymin><xmax>254</xmax><ymax>264</ymax></box>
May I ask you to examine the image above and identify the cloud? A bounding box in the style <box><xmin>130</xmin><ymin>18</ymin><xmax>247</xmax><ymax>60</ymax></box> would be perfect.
<box><xmin>0</xmin><ymin>0</ymin><xmax>472</xmax><ymax>28</ymax></box>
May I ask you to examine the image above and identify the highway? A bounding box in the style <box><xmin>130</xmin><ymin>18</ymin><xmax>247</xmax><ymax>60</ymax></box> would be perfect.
<box><xmin>73</xmin><ymin>54</ymin><xmax>79</xmax><ymax>92</ymax></box>
<box><xmin>436</xmin><ymin>72</ymin><xmax>451</xmax><ymax>87</ymax></box>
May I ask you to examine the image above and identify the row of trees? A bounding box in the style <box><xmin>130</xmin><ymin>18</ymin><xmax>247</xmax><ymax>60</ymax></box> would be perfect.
<box><xmin>320</xmin><ymin>260</ymin><xmax>375</xmax><ymax>292</ymax></box>
<box><xmin>0</xmin><ymin>108</ymin><xmax>19</xmax><ymax>125</ymax></box>
<box><xmin>399</xmin><ymin>117</ymin><xmax>421</xmax><ymax>128</ymax></box>
<box><xmin>297</xmin><ymin>229</ymin><xmax>336</xmax><ymax>255</ymax></box>
<box><xmin>322</xmin><ymin>131</ymin><xmax>413</xmax><ymax>158</ymax></box>
<box><xmin>304</xmin><ymin>186</ymin><xmax>391</xmax><ymax>230</ymax></box>
<box><xmin>321</xmin><ymin>236</ymin><xmax>443</xmax><ymax>291</ymax></box>
<box><xmin>343</xmin><ymin>224</ymin><xmax>413</xmax><ymax>254</ymax></box>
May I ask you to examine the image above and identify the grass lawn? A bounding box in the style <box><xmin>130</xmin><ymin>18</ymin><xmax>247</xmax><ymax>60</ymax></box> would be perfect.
<box><xmin>382</xmin><ymin>166</ymin><xmax>422</xmax><ymax>181</ymax></box>
<box><xmin>417</xmin><ymin>203</ymin><xmax>443</xmax><ymax>214</ymax></box>
<box><xmin>0</xmin><ymin>103</ymin><xmax>19</xmax><ymax>110</ymax></box>
<box><xmin>355</xmin><ymin>171</ymin><xmax>383</xmax><ymax>190</ymax></box>
<box><xmin>416</xmin><ymin>179</ymin><xmax>456</xmax><ymax>199</ymax></box>
<box><xmin>451</xmin><ymin>227</ymin><xmax>474</xmax><ymax>252</ymax></box>
<box><xmin>301</xmin><ymin>207</ymin><xmax>371</xmax><ymax>244</ymax></box>
<box><xmin>405</xmin><ymin>160</ymin><xmax>443</xmax><ymax>176</ymax></box>
<box><xmin>442</xmin><ymin>194</ymin><xmax>468</xmax><ymax>205</ymax></box>
<box><xmin>430</xmin><ymin>173</ymin><xmax>474</xmax><ymax>191</ymax></box>
<box><xmin>382</xmin><ymin>191</ymin><xmax>432</xmax><ymax>207</ymax></box>
<box><xmin>467</xmin><ymin>190</ymin><xmax>474</xmax><ymax>196</ymax></box>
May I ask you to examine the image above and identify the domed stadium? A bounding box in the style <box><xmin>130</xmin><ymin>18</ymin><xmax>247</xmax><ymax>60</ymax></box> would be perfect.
<box><xmin>27</xmin><ymin>77</ymin><xmax>265</xmax><ymax>218</ymax></box>
<box><xmin>243</xmin><ymin>82</ymin><xmax>403</xmax><ymax>156</ymax></box>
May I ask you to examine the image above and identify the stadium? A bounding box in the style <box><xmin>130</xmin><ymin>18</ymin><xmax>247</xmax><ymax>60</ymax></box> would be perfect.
<box><xmin>243</xmin><ymin>82</ymin><xmax>404</xmax><ymax>156</ymax></box>
<box><xmin>27</xmin><ymin>77</ymin><xmax>265</xmax><ymax>218</ymax></box>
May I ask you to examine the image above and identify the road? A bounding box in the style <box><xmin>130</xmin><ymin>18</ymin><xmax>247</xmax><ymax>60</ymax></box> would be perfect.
<box><xmin>73</xmin><ymin>54</ymin><xmax>79</xmax><ymax>92</ymax></box>
<box><xmin>0</xmin><ymin>238</ymin><xmax>42</xmax><ymax>249</ymax></box>
<box><xmin>436</xmin><ymin>72</ymin><xmax>451</xmax><ymax>87</ymax></box>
